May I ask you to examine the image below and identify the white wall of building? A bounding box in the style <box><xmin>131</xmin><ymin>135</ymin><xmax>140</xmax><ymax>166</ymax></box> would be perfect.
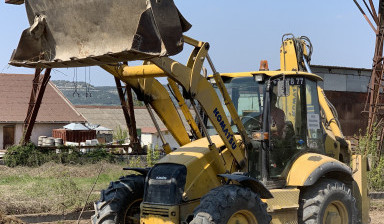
<box><xmin>141</xmin><ymin>133</ymin><xmax>153</xmax><ymax>148</ymax></box>
<box><xmin>30</xmin><ymin>123</ymin><xmax>69</xmax><ymax>144</ymax></box>
<box><xmin>141</xmin><ymin>131</ymin><xmax>180</xmax><ymax>150</ymax></box>
<box><xmin>0</xmin><ymin>123</ymin><xmax>68</xmax><ymax>149</ymax></box>
<box><xmin>311</xmin><ymin>66</ymin><xmax>371</xmax><ymax>93</ymax></box>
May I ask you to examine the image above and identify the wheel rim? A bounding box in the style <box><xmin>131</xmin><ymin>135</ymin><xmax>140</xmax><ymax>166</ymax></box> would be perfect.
<box><xmin>323</xmin><ymin>200</ymin><xmax>348</xmax><ymax>224</ymax></box>
<box><xmin>228</xmin><ymin>209</ymin><xmax>258</xmax><ymax>224</ymax></box>
<box><xmin>124</xmin><ymin>198</ymin><xmax>142</xmax><ymax>224</ymax></box>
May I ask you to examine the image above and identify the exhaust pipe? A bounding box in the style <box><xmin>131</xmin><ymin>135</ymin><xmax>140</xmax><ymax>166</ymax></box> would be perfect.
<box><xmin>9</xmin><ymin>0</ymin><xmax>191</xmax><ymax>68</ymax></box>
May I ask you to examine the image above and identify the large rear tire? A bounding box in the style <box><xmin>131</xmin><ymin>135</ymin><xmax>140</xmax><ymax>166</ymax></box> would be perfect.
<box><xmin>92</xmin><ymin>175</ymin><xmax>145</xmax><ymax>224</ymax></box>
<box><xmin>190</xmin><ymin>185</ymin><xmax>271</xmax><ymax>224</ymax></box>
<box><xmin>299</xmin><ymin>179</ymin><xmax>357</xmax><ymax>224</ymax></box>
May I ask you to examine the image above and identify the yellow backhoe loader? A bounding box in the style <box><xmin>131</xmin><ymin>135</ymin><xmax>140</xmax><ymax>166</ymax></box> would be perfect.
<box><xmin>8</xmin><ymin>0</ymin><xmax>369</xmax><ymax>223</ymax></box>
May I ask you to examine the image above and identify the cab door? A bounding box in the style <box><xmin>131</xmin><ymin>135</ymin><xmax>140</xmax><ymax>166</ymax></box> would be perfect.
<box><xmin>268</xmin><ymin>77</ymin><xmax>324</xmax><ymax>179</ymax></box>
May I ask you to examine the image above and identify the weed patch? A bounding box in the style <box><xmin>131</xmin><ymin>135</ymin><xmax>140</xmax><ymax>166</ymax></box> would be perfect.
<box><xmin>3</xmin><ymin>144</ymin><xmax>115</xmax><ymax>167</ymax></box>
<box><xmin>357</xmin><ymin>126</ymin><xmax>384</xmax><ymax>191</ymax></box>
<box><xmin>0</xmin><ymin>162</ymin><xmax>130</xmax><ymax>215</ymax></box>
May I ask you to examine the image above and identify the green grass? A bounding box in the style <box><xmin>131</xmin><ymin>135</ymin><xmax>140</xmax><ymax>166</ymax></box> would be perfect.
<box><xmin>0</xmin><ymin>161</ymin><xmax>142</xmax><ymax>215</ymax></box>
<box><xmin>0</xmin><ymin>151</ymin><xmax>160</xmax><ymax>216</ymax></box>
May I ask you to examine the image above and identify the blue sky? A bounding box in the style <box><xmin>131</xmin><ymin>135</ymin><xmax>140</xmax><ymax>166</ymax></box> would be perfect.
<box><xmin>0</xmin><ymin>1</ymin><xmax>376</xmax><ymax>86</ymax></box>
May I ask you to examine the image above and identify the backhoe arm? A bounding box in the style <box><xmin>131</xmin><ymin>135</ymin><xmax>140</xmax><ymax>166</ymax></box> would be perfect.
<box><xmin>317</xmin><ymin>86</ymin><xmax>344</xmax><ymax>139</ymax></box>
<box><xmin>280</xmin><ymin>34</ymin><xmax>345</xmax><ymax>141</ymax></box>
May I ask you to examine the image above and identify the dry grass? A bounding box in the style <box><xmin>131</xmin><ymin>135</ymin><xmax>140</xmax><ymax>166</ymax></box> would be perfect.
<box><xmin>0</xmin><ymin>161</ymin><xmax>143</xmax><ymax>215</ymax></box>
<box><xmin>371</xmin><ymin>198</ymin><xmax>384</xmax><ymax>210</ymax></box>
<box><xmin>0</xmin><ymin>213</ymin><xmax>24</xmax><ymax>224</ymax></box>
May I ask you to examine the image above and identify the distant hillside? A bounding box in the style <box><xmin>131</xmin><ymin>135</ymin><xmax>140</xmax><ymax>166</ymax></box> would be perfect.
<box><xmin>52</xmin><ymin>80</ymin><xmax>143</xmax><ymax>106</ymax></box>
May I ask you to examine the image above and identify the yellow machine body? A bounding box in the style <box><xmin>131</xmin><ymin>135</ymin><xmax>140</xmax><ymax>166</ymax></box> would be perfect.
<box><xmin>140</xmin><ymin>136</ymin><xmax>237</xmax><ymax>223</ymax></box>
<box><xmin>101</xmin><ymin>36</ymin><xmax>369</xmax><ymax>224</ymax></box>
<box><xmin>6</xmin><ymin>1</ymin><xmax>369</xmax><ymax>223</ymax></box>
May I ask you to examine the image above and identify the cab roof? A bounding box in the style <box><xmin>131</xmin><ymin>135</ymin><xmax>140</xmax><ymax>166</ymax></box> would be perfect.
<box><xmin>218</xmin><ymin>71</ymin><xmax>323</xmax><ymax>81</ymax></box>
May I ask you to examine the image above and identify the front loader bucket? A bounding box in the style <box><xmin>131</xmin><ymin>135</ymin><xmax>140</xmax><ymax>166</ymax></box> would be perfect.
<box><xmin>9</xmin><ymin>0</ymin><xmax>191</xmax><ymax>68</ymax></box>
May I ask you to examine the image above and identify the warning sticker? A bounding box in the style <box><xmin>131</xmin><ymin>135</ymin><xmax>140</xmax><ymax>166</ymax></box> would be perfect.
<box><xmin>307</xmin><ymin>114</ymin><xmax>320</xmax><ymax>130</ymax></box>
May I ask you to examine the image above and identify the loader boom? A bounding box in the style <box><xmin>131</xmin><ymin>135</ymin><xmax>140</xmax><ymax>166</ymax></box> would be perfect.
<box><xmin>101</xmin><ymin>65</ymin><xmax>191</xmax><ymax>149</ymax></box>
<box><xmin>103</xmin><ymin>37</ymin><xmax>248</xmax><ymax>167</ymax></box>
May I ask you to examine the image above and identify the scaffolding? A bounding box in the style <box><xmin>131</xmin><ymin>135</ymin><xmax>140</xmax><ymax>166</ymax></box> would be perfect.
<box><xmin>354</xmin><ymin>0</ymin><xmax>384</xmax><ymax>152</ymax></box>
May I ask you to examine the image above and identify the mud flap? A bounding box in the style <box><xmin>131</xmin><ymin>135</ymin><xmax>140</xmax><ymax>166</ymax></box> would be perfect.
<box><xmin>10</xmin><ymin>0</ymin><xmax>191</xmax><ymax>68</ymax></box>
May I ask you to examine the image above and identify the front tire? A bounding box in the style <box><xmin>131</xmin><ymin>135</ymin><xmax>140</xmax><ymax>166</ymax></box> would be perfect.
<box><xmin>190</xmin><ymin>185</ymin><xmax>271</xmax><ymax>224</ymax></box>
<box><xmin>299</xmin><ymin>179</ymin><xmax>357</xmax><ymax>224</ymax></box>
<box><xmin>92</xmin><ymin>175</ymin><xmax>145</xmax><ymax>224</ymax></box>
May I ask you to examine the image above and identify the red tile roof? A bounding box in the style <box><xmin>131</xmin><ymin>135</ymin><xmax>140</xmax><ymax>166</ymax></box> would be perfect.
<box><xmin>0</xmin><ymin>73</ymin><xmax>87</xmax><ymax>123</ymax></box>
<box><xmin>141</xmin><ymin>127</ymin><xmax>168</xmax><ymax>134</ymax></box>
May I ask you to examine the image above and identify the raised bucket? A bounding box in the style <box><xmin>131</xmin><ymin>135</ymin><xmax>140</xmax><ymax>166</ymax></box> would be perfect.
<box><xmin>10</xmin><ymin>0</ymin><xmax>191</xmax><ymax>68</ymax></box>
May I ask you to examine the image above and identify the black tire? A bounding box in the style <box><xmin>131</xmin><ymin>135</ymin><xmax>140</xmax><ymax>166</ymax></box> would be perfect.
<box><xmin>299</xmin><ymin>179</ymin><xmax>357</xmax><ymax>224</ymax></box>
<box><xmin>92</xmin><ymin>175</ymin><xmax>145</xmax><ymax>224</ymax></box>
<box><xmin>190</xmin><ymin>185</ymin><xmax>271</xmax><ymax>224</ymax></box>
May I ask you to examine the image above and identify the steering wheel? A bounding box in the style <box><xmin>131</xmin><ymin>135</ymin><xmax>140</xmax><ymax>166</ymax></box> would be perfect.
<box><xmin>241</xmin><ymin>115</ymin><xmax>262</xmax><ymax>131</ymax></box>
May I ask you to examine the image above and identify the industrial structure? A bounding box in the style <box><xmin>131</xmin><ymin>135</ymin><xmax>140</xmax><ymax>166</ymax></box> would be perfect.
<box><xmin>353</xmin><ymin>0</ymin><xmax>384</xmax><ymax>151</ymax></box>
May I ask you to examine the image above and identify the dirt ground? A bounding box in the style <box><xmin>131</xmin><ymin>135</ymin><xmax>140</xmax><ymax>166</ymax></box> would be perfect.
<box><xmin>370</xmin><ymin>199</ymin><xmax>384</xmax><ymax>224</ymax></box>
<box><xmin>1</xmin><ymin>198</ymin><xmax>384</xmax><ymax>223</ymax></box>
<box><xmin>1</xmin><ymin>209</ymin><xmax>383</xmax><ymax>223</ymax></box>
<box><xmin>370</xmin><ymin>210</ymin><xmax>384</xmax><ymax>224</ymax></box>
<box><xmin>2</xmin><ymin>204</ymin><xmax>383</xmax><ymax>224</ymax></box>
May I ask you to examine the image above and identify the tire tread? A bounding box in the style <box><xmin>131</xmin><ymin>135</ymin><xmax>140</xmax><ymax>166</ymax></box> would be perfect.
<box><xmin>91</xmin><ymin>174</ymin><xmax>144</xmax><ymax>224</ymax></box>
<box><xmin>299</xmin><ymin>179</ymin><xmax>358</xmax><ymax>224</ymax></box>
<box><xmin>190</xmin><ymin>185</ymin><xmax>271</xmax><ymax>224</ymax></box>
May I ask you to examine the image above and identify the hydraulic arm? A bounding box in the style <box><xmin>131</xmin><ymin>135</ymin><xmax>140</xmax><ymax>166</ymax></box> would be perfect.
<box><xmin>280</xmin><ymin>34</ymin><xmax>369</xmax><ymax>223</ymax></box>
<box><xmin>280</xmin><ymin>34</ymin><xmax>346</xmax><ymax>142</ymax></box>
<box><xmin>101</xmin><ymin>66</ymin><xmax>190</xmax><ymax>151</ymax></box>
<box><xmin>103</xmin><ymin>36</ymin><xmax>248</xmax><ymax>167</ymax></box>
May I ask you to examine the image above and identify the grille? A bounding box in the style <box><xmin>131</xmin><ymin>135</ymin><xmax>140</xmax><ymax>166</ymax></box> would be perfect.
<box><xmin>142</xmin><ymin>205</ymin><xmax>169</xmax><ymax>217</ymax></box>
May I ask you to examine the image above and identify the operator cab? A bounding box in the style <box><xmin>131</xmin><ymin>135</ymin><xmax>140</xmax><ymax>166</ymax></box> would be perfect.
<box><xmin>208</xmin><ymin>72</ymin><xmax>325</xmax><ymax>183</ymax></box>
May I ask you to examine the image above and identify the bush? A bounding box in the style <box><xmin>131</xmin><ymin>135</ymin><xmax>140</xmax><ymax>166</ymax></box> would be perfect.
<box><xmin>358</xmin><ymin>126</ymin><xmax>384</xmax><ymax>191</ymax></box>
<box><xmin>146</xmin><ymin>144</ymin><xmax>161</xmax><ymax>167</ymax></box>
<box><xmin>4</xmin><ymin>143</ymin><xmax>44</xmax><ymax>167</ymax></box>
<box><xmin>113</xmin><ymin>126</ymin><xmax>128</xmax><ymax>144</ymax></box>
<box><xmin>4</xmin><ymin>144</ymin><xmax>115</xmax><ymax>167</ymax></box>
<box><xmin>83</xmin><ymin>147</ymin><xmax>115</xmax><ymax>163</ymax></box>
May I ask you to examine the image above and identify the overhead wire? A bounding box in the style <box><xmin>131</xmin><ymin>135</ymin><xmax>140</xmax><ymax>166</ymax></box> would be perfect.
<box><xmin>73</xmin><ymin>68</ymin><xmax>80</xmax><ymax>97</ymax></box>
<box><xmin>88</xmin><ymin>67</ymin><xmax>92</xmax><ymax>97</ymax></box>
<box><xmin>84</xmin><ymin>67</ymin><xmax>87</xmax><ymax>97</ymax></box>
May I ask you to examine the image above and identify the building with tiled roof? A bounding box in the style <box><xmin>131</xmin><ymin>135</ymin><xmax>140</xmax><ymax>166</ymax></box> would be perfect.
<box><xmin>75</xmin><ymin>105</ymin><xmax>194</xmax><ymax>148</ymax></box>
<box><xmin>75</xmin><ymin>105</ymin><xmax>181</xmax><ymax>131</ymax></box>
<box><xmin>0</xmin><ymin>73</ymin><xmax>87</xmax><ymax>149</ymax></box>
